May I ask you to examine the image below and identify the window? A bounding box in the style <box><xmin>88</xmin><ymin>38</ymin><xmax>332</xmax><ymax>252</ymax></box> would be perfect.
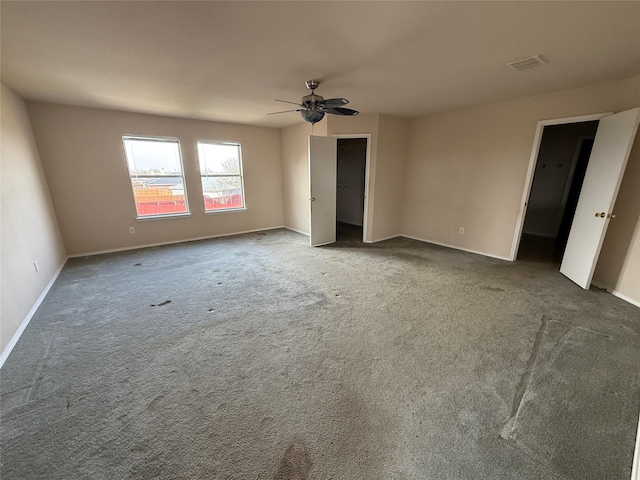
<box><xmin>122</xmin><ymin>136</ymin><xmax>189</xmax><ymax>217</ymax></box>
<box><xmin>197</xmin><ymin>141</ymin><xmax>245</xmax><ymax>212</ymax></box>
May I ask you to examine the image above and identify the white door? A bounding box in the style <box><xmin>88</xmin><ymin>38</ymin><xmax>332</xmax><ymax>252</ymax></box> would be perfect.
<box><xmin>560</xmin><ymin>107</ymin><xmax>640</xmax><ymax>288</ymax></box>
<box><xmin>309</xmin><ymin>135</ymin><xmax>337</xmax><ymax>246</ymax></box>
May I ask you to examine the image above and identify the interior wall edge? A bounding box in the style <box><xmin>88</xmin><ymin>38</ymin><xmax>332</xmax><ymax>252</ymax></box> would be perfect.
<box><xmin>401</xmin><ymin>234</ymin><xmax>511</xmax><ymax>262</ymax></box>
<box><xmin>374</xmin><ymin>114</ymin><xmax>410</xmax><ymax>242</ymax></box>
<box><xmin>610</xmin><ymin>291</ymin><xmax>640</xmax><ymax>310</ymax></box>
<box><xmin>366</xmin><ymin>234</ymin><xmax>402</xmax><ymax>244</ymax></box>
<box><xmin>0</xmin><ymin>260</ymin><xmax>67</xmax><ymax>369</ymax></box>
<box><xmin>281</xmin><ymin>121</ymin><xmax>314</xmax><ymax>235</ymax></box>
<box><xmin>283</xmin><ymin>226</ymin><xmax>310</xmax><ymax>237</ymax></box>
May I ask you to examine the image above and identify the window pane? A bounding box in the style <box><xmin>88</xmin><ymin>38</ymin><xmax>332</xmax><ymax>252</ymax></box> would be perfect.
<box><xmin>197</xmin><ymin>142</ymin><xmax>240</xmax><ymax>175</ymax></box>
<box><xmin>124</xmin><ymin>138</ymin><xmax>183</xmax><ymax>175</ymax></box>
<box><xmin>123</xmin><ymin>136</ymin><xmax>188</xmax><ymax>217</ymax></box>
<box><xmin>132</xmin><ymin>177</ymin><xmax>187</xmax><ymax>215</ymax></box>
<box><xmin>197</xmin><ymin>140</ymin><xmax>245</xmax><ymax>213</ymax></box>
<box><xmin>202</xmin><ymin>176</ymin><xmax>244</xmax><ymax>211</ymax></box>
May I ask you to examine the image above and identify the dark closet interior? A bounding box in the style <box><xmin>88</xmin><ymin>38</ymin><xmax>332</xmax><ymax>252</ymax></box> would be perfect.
<box><xmin>336</xmin><ymin>138</ymin><xmax>367</xmax><ymax>241</ymax></box>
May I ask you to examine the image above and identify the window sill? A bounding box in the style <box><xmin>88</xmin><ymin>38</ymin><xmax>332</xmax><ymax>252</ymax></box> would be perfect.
<box><xmin>136</xmin><ymin>213</ymin><xmax>192</xmax><ymax>221</ymax></box>
<box><xmin>204</xmin><ymin>207</ymin><xmax>247</xmax><ymax>215</ymax></box>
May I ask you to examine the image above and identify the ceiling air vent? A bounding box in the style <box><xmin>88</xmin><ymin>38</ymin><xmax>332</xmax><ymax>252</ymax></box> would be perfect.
<box><xmin>508</xmin><ymin>55</ymin><xmax>546</xmax><ymax>71</ymax></box>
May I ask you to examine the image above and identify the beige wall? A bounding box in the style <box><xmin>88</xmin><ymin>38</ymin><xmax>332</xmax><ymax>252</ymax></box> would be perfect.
<box><xmin>403</xmin><ymin>75</ymin><xmax>640</xmax><ymax>301</ymax></box>
<box><xmin>593</xmin><ymin>130</ymin><xmax>640</xmax><ymax>304</ymax></box>
<box><xmin>404</xmin><ymin>100</ymin><xmax>544</xmax><ymax>258</ymax></box>
<box><xmin>26</xmin><ymin>102</ymin><xmax>284</xmax><ymax>255</ymax></box>
<box><xmin>1</xmin><ymin>85</ymin><xmax>67</xmax><ymax>355</ymax></box>
<box><xmin>281</xmin><ymin>121</ymin><xmax>326</xmax><ymax>235</ymax></box>
<box><xmin>374</xmin><ymin>115</ymin><xmax>409</xmax><ymax>241</ymax></box>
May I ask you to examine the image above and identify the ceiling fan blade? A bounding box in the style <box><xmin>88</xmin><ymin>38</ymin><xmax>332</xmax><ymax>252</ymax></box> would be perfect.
<box><xmin>275</xmin><ymin>99</ymin><xmax>303</xmax><ymax>106</ymax></box>
<box><xmin>267</xmin><ymin>109</ymin><xmax>302</xmax><ymax>115</ymax></box>
<box><xmin>325</xmin><ymin>107</ymin><xmax>359</xmax><ymax>116</ymax></box>
<box><xmin>322</xmin><ymin>98</ymin><xmax>349</xmax><ymax>108</ymax></box>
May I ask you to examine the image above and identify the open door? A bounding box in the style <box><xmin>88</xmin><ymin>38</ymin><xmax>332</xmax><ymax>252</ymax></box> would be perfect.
<box><xmin>560</xmin><ymin>107</ymin><xmax>640</xmax><ymax>288</ymax></box>
<box><xmin>309</xmin><ymin>135</ymin><xmax>337</xmax><ymax>246</ymax></box>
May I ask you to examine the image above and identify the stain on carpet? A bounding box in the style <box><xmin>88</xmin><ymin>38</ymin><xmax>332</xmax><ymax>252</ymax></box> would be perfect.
<box><xmin>481</xmin><ymin>285</ymin><xmax>505</xmax><ymax>292</ymax></box>
<box><xmin>150</xmin><ymin>300</ymin><xmax>171</xmax><ymax>307</ymax></box>
<box><xmin>273</xmin><ymin>441</ymin><xmax>312</xmax><ymax>480</ymax></box>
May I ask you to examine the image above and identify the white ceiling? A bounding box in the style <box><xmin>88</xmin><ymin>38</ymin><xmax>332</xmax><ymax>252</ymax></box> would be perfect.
<box><xmin>2</xmin><ymin>1</ymin><xmax>639</xmax><ymax>128</ymax></box>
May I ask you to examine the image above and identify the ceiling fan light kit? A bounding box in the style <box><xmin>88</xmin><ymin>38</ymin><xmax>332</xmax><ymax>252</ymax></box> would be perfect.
<box><xmin>269</xmin><ymin>80</ymin><xmax>359</xmax><ymax>125</ymax></box>
<box><xmin>301</xmin><ymin>108</ymin><xmax>326</xmax><ymax>124</ymax></box>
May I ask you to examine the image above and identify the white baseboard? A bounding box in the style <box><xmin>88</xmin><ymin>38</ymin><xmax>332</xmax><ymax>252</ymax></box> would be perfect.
<box><xmin>632</xmin><ymin>412</ymin><xmax>640</xmax><ymax>480</ymax></box>
<box><xmin>400</xmin><ymin>234</ymin><xmax>511</xmax><ymax>261</ymax></box>
<box><xmin>610</xmin><ymin>290</ymin><xmax>640</xmax><ymax>309</ymax></box>
<box><xmin>284</xmin><ymin>226</ymin><xmax>310</xmax><ymax>236</ymax></box>
<box><xmin>367</xmin><ymin>234</ymin><xmax>401</xmax><ymax>243</ymax></box>
<box><xmin>68</xmin><ymin>226</ymin><xmax>287</xmax><ymax>258</ymax></box>
<box><xmin>0</xmin><ymin>261</ymin><xmax>66</xmax><ymax>369</ymax></box>
<box><xmin>591</xmin><ymin>282</ymin><xmax>640</xmax><ymax>309</ymax></box>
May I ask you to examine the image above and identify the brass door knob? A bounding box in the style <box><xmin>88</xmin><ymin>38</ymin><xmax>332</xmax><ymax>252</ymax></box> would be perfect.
<box><xmin>595</xmin><ymin>212</ymin><xmax>606</xmax><ymax>218</ymax></box>
<box><xmin>607</xmin><ymin>213</ymin><xmax>616</xmax><ymax>219</ymax></box>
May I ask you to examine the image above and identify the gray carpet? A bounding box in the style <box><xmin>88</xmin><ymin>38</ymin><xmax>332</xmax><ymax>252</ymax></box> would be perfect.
<box><xmin>1</xmin><ymin>229</ymin><xmax>639</xmax><ymax>479</ymax></box>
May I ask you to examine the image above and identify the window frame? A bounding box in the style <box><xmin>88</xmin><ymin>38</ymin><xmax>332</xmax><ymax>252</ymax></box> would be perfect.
<box><xmin>122</xmin><ymin>135</ymin><xmax>190</xmax><ymax>220</ymax></box>
<box><xmin>196</xmin><ymin>140</ymin><xmax>246</xmax><ymax>214</ymax></box>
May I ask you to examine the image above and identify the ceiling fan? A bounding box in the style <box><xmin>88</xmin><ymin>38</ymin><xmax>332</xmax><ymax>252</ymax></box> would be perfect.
<box><xmin>269</xmin><ymin>80</ymin><xmax>359</xmax><ymax>124</ymax></box>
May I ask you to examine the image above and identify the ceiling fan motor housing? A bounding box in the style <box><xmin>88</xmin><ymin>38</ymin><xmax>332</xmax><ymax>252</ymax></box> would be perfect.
<box><xmin>302</xmin><ymin>93</ymin><xmax>324</xmax><ymax>107</ymax></box>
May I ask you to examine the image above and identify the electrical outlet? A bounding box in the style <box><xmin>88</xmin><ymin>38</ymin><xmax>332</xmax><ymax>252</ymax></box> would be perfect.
<box><xmin>34</xmin><ymin>261</ymin><xmax>39</xmax><ymax>273</ymax></box>
<box><xmin>459</xmin><ymin>227</ymin><xmax>464</xmax><ymax>234</ymax></box>
<box><xmin>129</xmin><ymin>227</ymin><xmax>136</xmax><ymax>234</ymax></box>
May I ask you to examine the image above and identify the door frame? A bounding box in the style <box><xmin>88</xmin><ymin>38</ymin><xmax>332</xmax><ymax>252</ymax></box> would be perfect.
<box><xmin>332</xmin><ymin>133</ymin><xmax>373</xmax><ymax>243</ymax></box>
<box><xmin>509</xmin><ymin>112</ymin><xmax>612</xmax><ymax>261</ymax></box>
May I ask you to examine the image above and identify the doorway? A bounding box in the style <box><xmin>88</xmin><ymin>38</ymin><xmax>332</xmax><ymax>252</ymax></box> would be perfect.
<box><xmin>335</xmin><ymin>137</ymin><xmax>368</xmax><ymax>242</ymax></box>
<box><xmin>517</xmin><ymin>121</ymin><xmax>599</xmax><ymax>263</ymax></box>
<box><xmin>510</xmin><ymin>108</ymin><xmax>639</xmax><ymax>287</ymax></box>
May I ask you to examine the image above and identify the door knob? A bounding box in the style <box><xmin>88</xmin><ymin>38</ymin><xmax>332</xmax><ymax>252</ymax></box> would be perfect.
<box><xmin>595</xmin><ymin>212</ymin><xmax>606</xmax><ymax>218</ymax></box>
<box><xmin>310</xmin><ymin>197</ymin><xmax>316</xmax><ymax>202</ymax></box>
<box><xmin>607</xmin><ymin>213</ymin><xmax>616</xmax><ymax>219</ymax></box>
